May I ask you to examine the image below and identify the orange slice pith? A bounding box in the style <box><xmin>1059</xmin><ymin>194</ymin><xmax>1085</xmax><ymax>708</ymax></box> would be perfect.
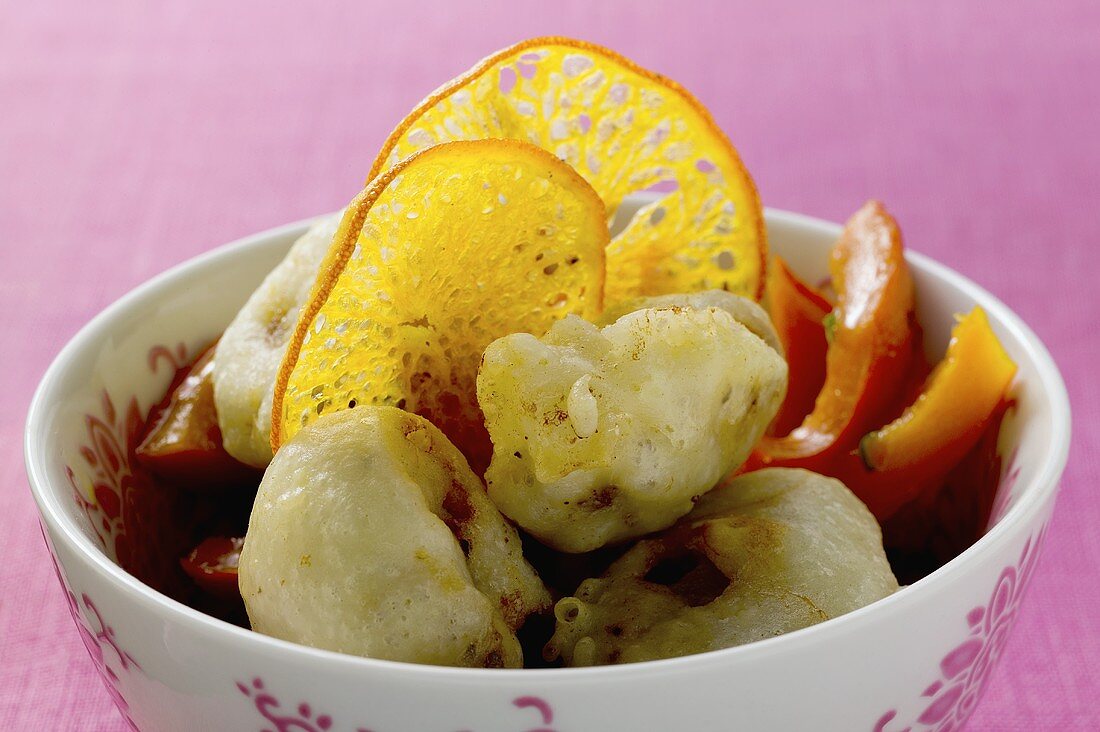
<box><xmin>370</xmin><ymin>37</ymin><xmax>766</xmax><ymax>303</ymax></box>
<box><xmin>271</xmin><ymin>139</ymin><xmax>608</xmax><ymax>470</ymax></box>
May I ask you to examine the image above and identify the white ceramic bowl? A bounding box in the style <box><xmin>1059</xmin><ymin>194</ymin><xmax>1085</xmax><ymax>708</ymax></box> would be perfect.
<box><xmin>26</xmin><ymin>209</ymin><xmax>1070</xmax><ymax>732</ymax></box>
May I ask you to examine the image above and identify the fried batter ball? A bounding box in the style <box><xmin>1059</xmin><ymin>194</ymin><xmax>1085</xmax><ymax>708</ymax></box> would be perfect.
<box><xmin>545</xmin><ymin>468</ymin><xmax>898</xmax><ymax>665</ymax></box>
<box><xmin>239</xmin><ymin>406</ymin><xmax>550</xmax><ymax>667</ymax></box>
<box><xmin>599</xmin><ymin>290</ymin><xmax>782</xmax><ymax>355</ymax></box>
<box><xmin>213</xmin><ymin>214</ymin><xmax>339</xmax><ymax>467</ymax></box>
<box><xmin>477</xmin><ymin>303</ymin><xmax>787</xmax><ymax>553</ymax></box>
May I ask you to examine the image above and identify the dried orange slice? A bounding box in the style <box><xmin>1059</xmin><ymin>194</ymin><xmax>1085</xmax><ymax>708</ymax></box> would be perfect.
<box><xmin>271</xmin><ymin>139</ymin><xmax>607</xmax><ymax>470</ymax></box>
<box><xmin>370</xmin><ymin>37</ymin><xmax>766</xmax><ymax>303</ymax></box>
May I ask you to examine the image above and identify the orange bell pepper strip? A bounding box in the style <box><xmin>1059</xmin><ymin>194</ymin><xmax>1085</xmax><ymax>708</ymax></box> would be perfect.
<box><xmin>753</xmin><ymin>201</ymin><xmax>917</xmax><ymax>472</ymax></box>
<box><xmin>766</xmin><ymin>256</ymin><xmax>832</xmax><ymax>437</ymax></box>
<box><xmin>830</xmin><ymin>309</ymin><xmax>1015</xmax><ymax>521</ymax></box>
<box><xmin>860</xmin><ymin>307</ymin><xmax>1016</xmax><ymax>472</ymax></box>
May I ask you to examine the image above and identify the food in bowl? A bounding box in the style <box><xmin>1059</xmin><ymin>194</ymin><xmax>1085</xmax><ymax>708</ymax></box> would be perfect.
<box><xmin>240</xmin><ymin>406</ymin><xmax>550</xmax><ymax>667</ymax></box>
<box><xmin>212</xmin><ymin>212</ymin><xmax>342</xmax><ymax>469</ymax></box>
<box><xmin>545</xmin><ymin>468</ymin><xmax>899</xmax><ymax>666</ymax></box>
<box><xmin>477</xmin><ymin>293</ymin><xmax>786</xmax><ymax>553</ymax></box>
<box><xmin>122</xmin><ymin>37</ymin><xmax>1017</xmax><ymax>670</ymax></box>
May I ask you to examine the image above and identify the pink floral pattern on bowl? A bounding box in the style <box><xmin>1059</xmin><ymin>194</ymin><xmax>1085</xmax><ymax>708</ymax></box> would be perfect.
<box><xmin>66</xmin><ymin>389</ymin><xmax>144</xmax><ymax>555</ymax></box>
<box><xmin>238</xmin><ymin>678</ymin><xmax>558</xmax><ymax>732</ymax></box>
<box><xmin>46</xmin><ymin>541</ymin><xmax>142</xmax><ymax>731</ymax></box>
<box><xmin>67</xmin><ymin>342</ymin><xmax>189</xmax><ymax>554</ymax></box>
<box><xmin>64</xmin><ymin>342</ymin><xmax>211</xmax><ymax>598</ymax></box>
<box><xmin>874</xmin><ymin>523</ymin><xmax>1047</xmax><ymax>732</ymax></box>
<box><xmin>238</xmin><ymin>677</ymin><xmax>354</xmax><ymax>732</ymax></box>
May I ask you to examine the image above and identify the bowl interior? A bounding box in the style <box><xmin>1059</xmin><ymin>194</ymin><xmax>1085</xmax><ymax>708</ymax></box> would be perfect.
<box><xmin>27</xmin><ymin>209</ymin><xmax>1067</xmax><ymax>620</ymax></box>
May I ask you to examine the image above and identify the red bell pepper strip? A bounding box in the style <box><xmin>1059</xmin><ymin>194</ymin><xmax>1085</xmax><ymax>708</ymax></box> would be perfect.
<box><xmin>766</xmin><ymin>256</ymin><xmax>832</xmax><ymax>437</ymax></box>
<box><xmin>180</xmin><ymin>536</ymin><xmax>243</xmax><ymax>601</ymax></box>
<box><xmin>753</xmin><ymin>201</ymin><xmax>917</xmax><ymax>472</ymax></box>
<box><xmin>879</xmin><ymin>400</ymin><xmax>1013</xmax><ymax>581</ymax></box>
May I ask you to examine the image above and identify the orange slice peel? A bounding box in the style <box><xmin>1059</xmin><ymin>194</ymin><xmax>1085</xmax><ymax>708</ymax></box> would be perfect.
<box><xmin>271</xmin><ymin>139</ymin><xmax>608</xmax><ymax>469</ymax></box>
<box><xmin>370</xmin><ymin>37</ymin><xmax>766</xmax><ymax>302</ymax></box>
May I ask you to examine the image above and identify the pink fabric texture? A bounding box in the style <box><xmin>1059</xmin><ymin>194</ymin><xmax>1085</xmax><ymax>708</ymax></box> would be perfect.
<box><xmin>2</xmin><ymin>2</ymin><xmax>1096</xmax><ymax>728</ymax></box>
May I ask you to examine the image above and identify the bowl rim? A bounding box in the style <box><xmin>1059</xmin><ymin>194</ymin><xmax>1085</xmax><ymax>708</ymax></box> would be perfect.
<box><xmin>25</xmin><ymin>208</ymin><xmax>1071</xmax><ymax>682</ymax></box>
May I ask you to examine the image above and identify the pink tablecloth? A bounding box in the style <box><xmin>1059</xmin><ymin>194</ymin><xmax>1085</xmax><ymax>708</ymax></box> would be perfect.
<box><xmin>2</xmin><ymin>2</ymin><xmax>1096</xmax><ymax>728</ymax></box>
